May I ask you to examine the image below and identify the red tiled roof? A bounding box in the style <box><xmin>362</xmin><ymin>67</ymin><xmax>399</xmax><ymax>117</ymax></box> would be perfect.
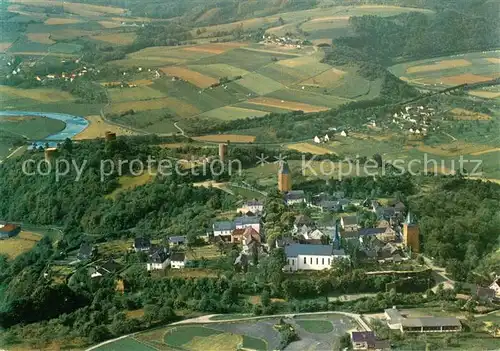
<box><xmin>0</xmin><ymin>224</ymin><xmax>19</xmax><ymax>233</ymax></box>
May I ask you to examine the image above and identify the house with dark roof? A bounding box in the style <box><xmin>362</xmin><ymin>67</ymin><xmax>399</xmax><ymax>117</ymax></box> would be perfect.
<box><xmin>284</xmin><ymin>244</ymin><xmax>349</xmax><ymax>271</ymax></box>
<box><xmin>213</xmin><ymin>221</ymin><xmax>235</xmax><ymax>237</ymax></box>
<box><xmin>475</xmin><ymin>287</ymin><xmax>496</xmax><ymax>302</ymax></box>
<box><xmin>170</xmin><ymin>252</ymin><xmax>186</xmax><ymax>269</ymax></box>
<box><xmin>351</xmin><ymin>331</ymin><xmax>376</xmax><ymax>350</ymax></box>
<box><xmin>284</xmin><ymin>190</ymin><xmax>306</xmax><ymax>205</ymax></box>
<box><xmin>134</xmin><ymin>237</ymin><xmax>151</xmax><ymax>252</ymax></box>
<box><xmin>90</xmin><ymin>259</ymin><xmax>123</xmax><ymax>278</ymax></box>
<box><xmin>169</xmin><ymin>236</ymin><xmax>187</xmax><ymax>245</ymax></box>
<box><xmin>146</xmin><ymin>246</ymin><xmax>170</xmax><ymax>271</ymax></box>
<box><xmin>78</xmin><ymin>242</ymin><xmax>96</xmax><ymax>260</ymax></box>
<box><xmin>234</xmin><ymin>215</ymin><xmax>261</xmax><ymax>233</ymax></box>
<box><xmin>341</xmin><ymin>215</ymin><xmax>359</xmax><ymax>232</ymax></box>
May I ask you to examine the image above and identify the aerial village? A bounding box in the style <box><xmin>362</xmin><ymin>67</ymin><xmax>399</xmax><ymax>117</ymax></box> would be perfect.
<box><xmin>2</xmin><ymin>139</ymin><xmax>499</xmax><ymax>347</ymax></box>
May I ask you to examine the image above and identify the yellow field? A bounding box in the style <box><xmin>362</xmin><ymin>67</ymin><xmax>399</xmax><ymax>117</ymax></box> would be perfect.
<box><xmin>406</xmin><ymin>59</ymin><xmax>471</xmax><ymax>73</ymax></box>
<box><xmin>91</xmin><ymin>32</ymin><xmax>137</xmax><ymax>45</ymax></box>
<box><xmin>0</xmin><ymin>42</ymin><xmax>12</xmax><ymax>51</ymax></box>
<box><xmin>287</xmin><ymin>142</ymin><xmax>334</xmax><ymax>155</ymax></box>
<box><xmin>185</xmin><ymin>333</ymin><xmax>242</xmax><ymax>351</ymax></box>
<box><xmin>0</xmin><ymin>86</ymin><xmax>74</xmax><ymax>102</ymax></box>
<box><xmin>301</xmin><ymin>68</ymin><xmax>345</xmax><ymax>87</ymax></box>
<box><xmin>74</xmin><ymin>115</ymin><xmax>137</xmax><ymax>140</ymax></box>
<box><xmin>126</xmin><ymin>309</ymin><xmax>145</xmax><ymax>320</ymax></box>
<box><xmin>44</xmin><ymin>17</ymin><xmax>83</xmax><ymax>25</ymax></box>
<box><xmin>106</xmin><ymin>173</ymin><xmax>154</xmax><ymax>200</ymax></box>
<box><xmin>416</xmin><ymin>141</ymin><xmax>493</xmax><ymax>157</ymax></box>
<box><xmin>247</xmin><ymin>97</ymin><xmax>329</xmax><ymax>113</ymax></box>
<box><xmin>183</xmin><ymin>42</ymin><xmax>245</xmax><ymax>55</ymax></box>
<box><xmin>470</xmin><ymin>148</ymin><xmax>500</xmax><ymax>156</ymax></box>
<box><xmin>49</xmin><ymin>29</ymin><xmax>94</xmax><ymax>40</ymax></box>
<box><xmin>193</xmin><ymin>134</ymin><xmax>256</xmax><ymax>143</ymax></box>
<box><xmin>109</xmin><ymin>97</ymin><xmax>200</xmax><ymax>116</ymax></box>
<box><xmin>469</xmin><ymin>90</ymin><xmax>500</xmax><ymax>99</ymax></box>
<box><xmin>486</xmin><ymin>58</ymin><xmax>500</xmax><ymax>64</ymax></box>
<box><xmin>160</xmin><ymin>66</ymin><xmax>218</xmax><ymax>88</ymax></box>
<box><xmin>441</xmin><ymin>73</ymin><xmax>495</xmax><ymax>85</ymax></box>
<box><xmin>0</xmin><ymin>231</ymin><xmax>42</xmax><ymax>259</ymax></box>
<box><xmin>27</xmin><ymin>33</ymin><xmax>55</xmax><ymax>44</ymax></box>
<box><xmin>451</xmin><ymin>108</ymin><xmax>491</xmax><ymax>120</ymax></box>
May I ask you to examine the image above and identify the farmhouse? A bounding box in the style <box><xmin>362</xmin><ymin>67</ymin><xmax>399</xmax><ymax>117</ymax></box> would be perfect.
<box><xmin>170</xmin><ymin>252</ymin><xmax>187</xmax><ymax>269</ymax></box>
<box><xmin>213</xmin><ymin>221</ymin><xmax>235</xmax><ymax>237</ymax></box>
<box><xmin>90</xmin><ymin>259</ymin><xmax>123</xmax><ymax>278</ymax></box>
<box><xmin>133</xmin><ymin>237</ymin><xmax>151</xmax><ymax>252</ymax></box>
<box><xmin>234</xmin><ymin>215</ymin><xmax>261</xmax><ymax>233</ymax></box>
<box><xmin>0</xmin><ymin>223</ymin><xmax>21</xmax><ymax>239</ymax></box>
<box><xmin>284</xmin><ymin>190</ymin><xmax>306</xmax><ymax>205</ymax></box>
<box><xmin>284</xmin><ymin>244</ymin><xmax>349</xmax><ymax>272</ymax></box>
<box><xmin>237</xmin><ymin>199</ymin><xmax>264</xmax><ymax>214</ymax></box>
<box><xmin>169</xmin><ymin>236</ymin><xmax>187</xmax><ymax>245</ymax></box>
<box><xmin>147</xmin><ymin>246</ymin><xmax>170</xmax><ymax>271</ymax></box>
<box><xmin>489</xmin><ymin>277</ymin><xmax>500</xmax><ymax>297</ymax></box>
<box><xmin>341</xmin><ymin>215</ymin><xmax>359</xmax><ymax>232</ymax></box>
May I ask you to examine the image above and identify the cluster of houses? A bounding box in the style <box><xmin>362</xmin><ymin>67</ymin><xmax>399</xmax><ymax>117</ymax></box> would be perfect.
<box><xmin>392</xmin><ymin>105</ymin><xmax>436</xmax><ymax>136</ymax></box>
<box><xmin>312</xmin><ymin>130</ymin><xmax>348</xmax><ymax>144</ymax></box>
<box><xmin>262</xmin><ymin>34</ymin><xmax>304</xmax><ymax>48</ymax></box>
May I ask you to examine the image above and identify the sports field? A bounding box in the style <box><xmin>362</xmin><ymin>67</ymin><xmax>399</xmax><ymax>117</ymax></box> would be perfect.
<box><xmin>390</xmin><ymin>50</ymin><xmax>500</xmax><ymax>88</ymax></box>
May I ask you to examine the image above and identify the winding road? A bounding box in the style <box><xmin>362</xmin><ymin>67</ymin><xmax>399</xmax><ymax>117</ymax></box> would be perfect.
<box><xmin>86</xmin><ymin>311</ymin><xmax>371</xmax><ymax>350</ymax></box>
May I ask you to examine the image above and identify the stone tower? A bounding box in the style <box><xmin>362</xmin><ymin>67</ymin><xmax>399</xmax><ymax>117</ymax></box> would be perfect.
<box><xmin>278</xmin><ymin>161</ymin><xmax>291</xmax><ymax>192</ymax></box>
<box><xmin>403</xmin><ymin>211</ymin><xmax>420</xmax><ymax>254</ymax></box>
<box><xmin>218</xmin><ymin>143</ymin><xmax>228</xmax><ymax>162</ymax></box>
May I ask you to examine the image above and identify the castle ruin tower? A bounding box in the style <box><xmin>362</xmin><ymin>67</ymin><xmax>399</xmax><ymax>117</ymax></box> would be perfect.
<box><xmin>219</xmin><ymin>143</ymin><xmax>228</xmax><ymax>162</ymax></box>
<box><xmin>278</xmin><ymin>161</ymin><xmax>291</xmax><ymax>192</ymax></box>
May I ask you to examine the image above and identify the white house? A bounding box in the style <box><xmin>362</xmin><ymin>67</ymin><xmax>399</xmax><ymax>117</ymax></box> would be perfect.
<box><xmin>237</xmin><ymin>200</ymin><xmax>264</xmax><ymax>214</ymax></box>
<box><xmin>340</xmin><ymin>130</ymin><xmax>348</xmax><ymax>137</ymax></box>
<box><xmin>324</xmin><ymin>134</ymin><xmax>330</xmax><ymax>142</ymax></box>
<box><xmin>341</xmin><ymin>215</ymin><xmax>359</xmax><ymax>232</ymax></box>
<box><xmin>146</xmin><ymin>247</ymin><xmax>170</xmax><ymax>271</ymax></box>
<box><xmin>284</xmin><ymin>244</ymin><xmax>349</xmax><ymax>271</ymax></box>
<box><xmin>284</xmin><ymin>190</ymin><xmax>306</xmax><ymax>205</ymax></box>
<box><xmin>489</xmin><ymin>277</ymin><xmax>500</xmax><ymax>297</ymax></box>
<box><xmin>213</xmin><ymin>221</ymin><xmax>235</xmax><ymax>237</ymax></box>
<box><xmin>170</xmin><ymin>252</ymin><xmax>186</xmax><ymax>269</ymax></box>
<box><xmin>313</xmin><ymin>136</ymin><xmax>321</xmax><ymax>143</ymax></box>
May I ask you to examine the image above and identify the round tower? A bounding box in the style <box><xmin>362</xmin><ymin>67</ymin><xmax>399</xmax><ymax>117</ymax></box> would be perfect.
<box><xmin>278</xmin><ymin>161</ymin><xmax>291</xmax><ymax>192</ymax></box>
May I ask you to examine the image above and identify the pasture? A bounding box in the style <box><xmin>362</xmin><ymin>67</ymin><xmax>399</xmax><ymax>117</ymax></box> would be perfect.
<box><xmin>390</xmin><ymin>50</ymin><xmax>500</xmax><ymax>88</ymax></box>
<box><xmin>247</xmin><ymin>96</ymin><xmax>330</xmax><ymax>113</ymax></box>
<box><xmin>91</xmin><ymin>32</ymin><xmax>137</xmax><ymax>46</ymax></box>
<box><xmin>106</xmin><ymin>173</ymin><xmax>155</xmax><ymax>200</ymax></box>
<box><xmin>287</xmin><ymin>142</ymin><xmax>335</xmax><ymax>155</ymax></box>
<box><xmin>0</xmin><ymin>115</ymin><xmax>66</xmax><ymax>140</ymax></box>
<box><xmin>199</xmin><ymin>106</ymin><xmax>268</xmax><ymax>120</ymax></box>
<box><xmin>0</xmin><ymin>231</ymin><xmax>42</xmax><ymax>259</ymax></box>
<box><xmin>0</xmin><ymin>86</ymin><xmax>74</xmax><ymax>103</ymax></box>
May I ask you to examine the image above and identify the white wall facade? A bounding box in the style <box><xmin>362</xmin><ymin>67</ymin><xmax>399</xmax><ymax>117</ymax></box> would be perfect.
<box><xmin>171</xmin><ymin>260</ymin><xmax>185</xmax><ymax>269</ymax></box>
<box><xmin>147</xmin><ymin>259</ymin><xmax>170</xmax><ymax>271</ymax></box>
<box><xmin>285</xmin><ymin>254</ymin><xmax>333</xmax><ymax>271</ymax></box>
<box><xmin>235</xmin><ymin>223</ymin><xmax>261</xmax><ymax>233</ymax></box>
<box><xmin>214</xmin><ymin>229</ymin><xmax>233</xmax><ymax>236</ymax></box>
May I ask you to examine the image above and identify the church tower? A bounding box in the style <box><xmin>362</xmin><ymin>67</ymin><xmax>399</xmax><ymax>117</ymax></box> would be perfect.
<box><xmin>278</xmin><ymin>161</ymin><xmax>291</xmax><ymax>192</ymax></box>
<box><xmin>403</xmin><ymin>211</ymin><xmax>420</xmax><ymax>254</ymax></box>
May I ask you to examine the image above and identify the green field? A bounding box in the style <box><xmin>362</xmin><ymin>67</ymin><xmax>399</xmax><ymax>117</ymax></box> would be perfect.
<box><xmin>95</xmin><ymin>337</ymin><xmax>155</xmax><ymax>351</ymax></box>
<box><xmin>389</xmin><ymin>50</ymin><xmax>500</xmax><ymax>88</ymax></box>
<box><xmin>164</xmin><ymin>326</ymin><xmax>223</xmax><ymax>347</ymax></box>
<box><xmin>0</xmin><ymin>116</ymin><xmax>66</xmax><ymax>140</ymax></box>
<box><xmin>199</xmin><ymin>106</ymin><xmax>268</xmax><ymax>120</ymax></box>
<box><xmin>189</xmin><ymin>63</ymin><xmax>251</xmax><ymax>79</ymax></box>
<box><xmin>235</xmin><ymin>72</ymin><xmax>284</xmax><ymax>95</ymax></box>
<box><xmin>296</xmin><ymin>319</ymin><xmax>334</xmax><ymax>333</ymax></box>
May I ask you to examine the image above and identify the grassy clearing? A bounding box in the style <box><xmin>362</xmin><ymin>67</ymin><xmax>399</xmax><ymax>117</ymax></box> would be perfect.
<box><xmin>161</xmin><ymin>66</ymin><xmax>218</xmax><ymax>88</ymax></box>
<box><xmin>185</xmin><ymin>333</ymin><xmax>242</xmax><ymax>351</ymax></box>
<box><xmin>91</xmin><ymin>32</ymin><xmax>137</xmax><ymax>45</ymax></box>
<box><xmin>106</xmin><ymin>173</ymin><xmax>154</xmax><ymax>200</ymax></box>
<box><xmin>287</xmin><ymin>142</ymin><xmax>335</xmax><ymax>155</ymax></box>
<box><xmin>108</xmin><ymin>97</ymin><xmax>200</xmax><ymax>117</ymax></box>
<box><xmin>246</xmin><ymin>96</ymin><xmax>330</xmax><ymax>113</ymax></box>
<box><xmin>97</xmin><ymin>239</ymin><xmax>131</xmax><ymax>256</ymax></box>
<box><xmin>235</xmin><ymin>73</ymin><xmax>284</xmax><ymax>95</ymax></box>
<box><xmin>266</xmin><ymin>89</ymin><xmax>347</xmax><ymax>109</ymax></box>
<box><xmin>185</xmin><ymin>245</ymin><xmax>222</xmax><ymax>260</ymax></box>
<box><xmin>26</xmin><ymin>32</ymin><xmax>55</xmax><ymax>44</ymax></box>
<box><xmin>188</xmin><ymin>63</ymin><xmax>250</xmax><ymax>79</ymax></box>
<box><xmin>199</xmin><ymin>106</ymin><xmax>268</xmax><ymax>120</ymax></box>
<box><xmin>0</xmin><ymin>115</ymin><xmax>66</xmax><ymax>139</ymax></box>
<box><xmin>164</xmin><ymin>326</ymin><xmax>222</xmax><ymax>347</ymax></box>
<box><xmin>94</xmin><ymin>337</ymin><xmax>154</xmax><ymax>351</ymax></box>
<box><xmin>0</xmin><ymin>231</ymin><xmax>42</xmax><ymax>259</ymax></box>
<box><xmin>108</xmin><ymin>86</ymin><xmax>166</xmax><ymax>102</ymax></box>
<box><xmin>296</xmin><ymin>319</ymin><xmax>334</xmax><ymax>334</ymax></box>
<box><xmin>0</xmin><ymin>86</ymin><xmax>74</xmax><ymax>102</ymax></box>
<box><xmin>450</xmin><ymin>108</ymin><xmax>491</xmax><ymax>121</ymax></box>
<box><xmin>193</xmin><ymin>134</ymin><xmax>256</xmax><ymax>143</ymax></box>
